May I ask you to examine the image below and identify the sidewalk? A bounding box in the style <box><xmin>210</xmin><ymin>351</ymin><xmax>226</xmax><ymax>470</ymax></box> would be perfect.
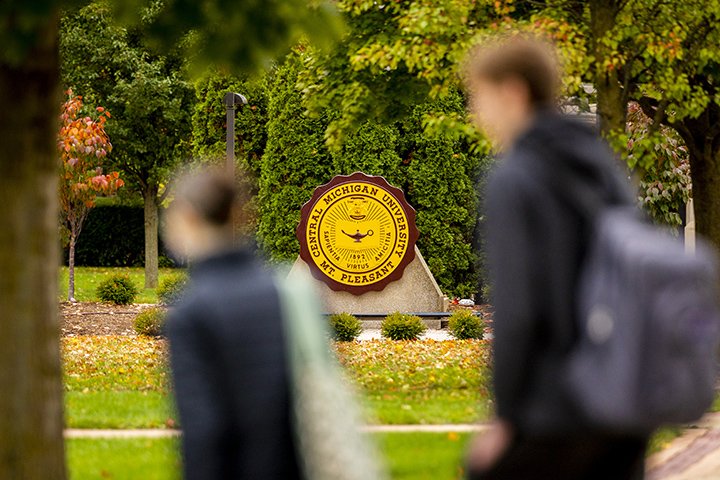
<box><xmin>647</xmin><ymin>412</ymin><xmax>720</xmax><ymax>479</ymax></box>
<box><xmin>64</xmin><ymin>424</ymin><xmax>488</xmax><ymax>439</ymax></box>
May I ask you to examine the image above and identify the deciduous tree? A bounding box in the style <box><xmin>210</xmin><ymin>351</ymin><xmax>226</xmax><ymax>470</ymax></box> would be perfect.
<box><xmin>58</xmin><ymin>91</ymin><xmax>124</xmax><ymax>301</ymax></box>
<box><xmin>61</xmin><ymin>2</ymin><xmax>194</xmax><ymax>288</ymax></box>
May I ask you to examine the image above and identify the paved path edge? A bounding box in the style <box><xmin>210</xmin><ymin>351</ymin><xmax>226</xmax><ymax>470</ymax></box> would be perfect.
<box><xmin>64</xmin><ymin>424</ymin><xmax>490</xmax><ymax>439</ymax></box>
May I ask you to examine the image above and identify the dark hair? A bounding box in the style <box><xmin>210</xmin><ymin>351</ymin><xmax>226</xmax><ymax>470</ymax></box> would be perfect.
<box><xmin>175</xmin><ymin>169</ymin><xmax>238</xmax><ymax>226</ymax></box>
<box><xmin>466</xmin><ymin>35</ymin><xmax>560</xmax><ymax>107</ymax></box>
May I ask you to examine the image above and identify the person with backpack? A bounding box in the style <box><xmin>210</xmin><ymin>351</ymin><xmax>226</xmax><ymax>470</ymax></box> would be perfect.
<box><xmin>464</xmin><ymin>35</ymin><xmax>650</xmax><ymax>479</ymax></box>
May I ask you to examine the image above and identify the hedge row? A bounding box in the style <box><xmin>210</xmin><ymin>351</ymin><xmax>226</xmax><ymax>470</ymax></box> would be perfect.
<box><xmin>63</xmin><ymin>205</ymin><xmax>176</xmax><ymax>268</ymax></box>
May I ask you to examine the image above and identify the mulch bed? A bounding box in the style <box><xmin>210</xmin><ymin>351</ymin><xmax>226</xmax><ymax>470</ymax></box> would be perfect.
<box><xmin>60</xmin><ymin>302</ymin><xmax>158</xmax><ymax>336</ymax></box>
<box><xmin>60</xmin><ymin>302</ymin><xmax>492</xmax><ymax>337</ymax></box>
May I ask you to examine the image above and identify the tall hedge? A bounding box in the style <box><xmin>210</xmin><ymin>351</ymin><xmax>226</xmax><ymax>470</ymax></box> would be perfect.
<box><xmin>191</xmin><ymin>71</ymin><xmax>268</xmax><ymax>176</ymax></box>
<box><xmin>330</xmin><ymin>121</ymin><xmax>403</xmax><ymax>186</ymax></box>
<box><xmin>258</xmin><ymin>50</ymin><xmax>333</xmax><ymax>261</ymax></box>
<box><xmin>257</xmin><ymin>55</ymin><xmax>489</xmax><ymax>295</ymax></box>
<box><xmin>400</xmin><ymin>92</ymin><xmax>488</xmax><ymax>297</ymax></box>
<box><xmin>63</xmin><ymin>205</ymin><xmax>176</xmax><ymax>268</ymax></box>
<box><xmin>192</xmin><ymin>72</ymin><xmax>270</xmax><ymax>238</ymax></box>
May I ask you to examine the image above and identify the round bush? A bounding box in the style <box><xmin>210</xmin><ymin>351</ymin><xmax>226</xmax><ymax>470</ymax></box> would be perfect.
<box><xmin>381</xmin><ymin>312</ymin><xmax>427</xmax><ymax>341</ymax></box>
<box><xmin>157</xmin><ymin>273</ymin><xmax>188</xmax><ymax>306</ymax></box>
<box><xmin>96</xmin><ymin>274</ymin><xmax>138</xmax><ymax>305</ymax></box>
<box><xmin>448</xmin><ymin>309</ymin><xmax>485</xmax><ymax>340</ymax></box>
<box><xmin>329</xmin><ymin>312</ymin><xmax>362</xmax><ymax>342</ymax></box>
<box><xmin>134</xmin><ymin>307</ymin><xmax>166</xmax><ymax>337</ymax></box>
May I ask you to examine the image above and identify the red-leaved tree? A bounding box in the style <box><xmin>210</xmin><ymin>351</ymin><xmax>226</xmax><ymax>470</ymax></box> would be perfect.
<box><xmin>58</xmin><ymin>90</ymin><xmax>124</xmax><ymax>302</ymax></box>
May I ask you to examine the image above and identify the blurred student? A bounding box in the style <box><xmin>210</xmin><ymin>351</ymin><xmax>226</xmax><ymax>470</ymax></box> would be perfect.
<box><xmin>465</xmin><ymin>36</ymin><xmax>648</xmax><ymax>479</ymax></box>
<box><xmin>163</xmin><ymin>170</ymin><xmax>302</xmax><ymax>480</ymax></box>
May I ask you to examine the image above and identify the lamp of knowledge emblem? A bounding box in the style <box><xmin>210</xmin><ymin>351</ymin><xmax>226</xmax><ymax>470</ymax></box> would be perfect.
<box><xmin>297</xmin><ymin>172</ymin><xmax>420</xmax><ymax>295</ymax></box>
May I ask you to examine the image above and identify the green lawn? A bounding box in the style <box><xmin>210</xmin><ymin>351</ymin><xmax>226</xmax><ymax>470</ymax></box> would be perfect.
<box><xmin>379</xmin><ymin>432</ymin><xmax>471</xmax><ymax>480</ymax></box>
<box><xmin>66</xmin><ymin>391</ymin><xmax>174</xmax><ymax>429</ymax></box>
<box><xmin>62</xmin><ymin>336</ymin><xmax>492</xmax><ymax>429</ymax></box>
<box><xmin>65</xmin><ymin>429</ymin><xmax>684</xmax><ymax>480</ymax></box>
<box><xmin>63</xmin><ymin>336</ymin><xmax>175</xmax><ymax>428</ymax></box>
<box><xmin>59</xmin><ymin>266</ymin><xmax>181</xmax><ymax>303</ymax></box>
<box><xmin>67</xmin><ymin>438</ymin><xmax>181</xmax><ymax>480</ymax></box>
<box><xmin>337</xmin><ymin>339</ymin><xmax>492</xmax><ymax>425</ymax></box>
<box><xmin>60</xmin><ymin>318</ymin><xmax>706</xmax><ymax>477</ymax></box>
<box><xmin>67</xmin><ymin>433</ymin><xmax>472</xmax><ymax>480</ymax></box>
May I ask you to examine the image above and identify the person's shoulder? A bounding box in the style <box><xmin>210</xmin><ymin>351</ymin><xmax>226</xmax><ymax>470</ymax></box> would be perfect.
<box><xmin>486</xmin><ymin>153</ymin><xmax>543</xmax><ymax>200</ymax></box>
<box><xmin>164</xmin><ymin>290</ymin><xmax>209</xmax><ymax>339</ymax></box>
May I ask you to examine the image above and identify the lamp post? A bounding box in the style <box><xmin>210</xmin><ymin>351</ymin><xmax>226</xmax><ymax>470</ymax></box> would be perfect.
<box><xmin>224</xmin><ymin>92</ymin><xmax>248</xmax><ymax>174</ymax></box>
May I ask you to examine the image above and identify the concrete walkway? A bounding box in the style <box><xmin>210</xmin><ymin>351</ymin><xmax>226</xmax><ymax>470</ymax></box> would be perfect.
<box><xmin>647</xmin><ymin>413</ymin><xmax>720</xmax><ymax>479</ymax></box>
<box><xmin>358</xmin><ymin>328</ymin><xmax>454</xmax><ymax>341</ymax></box>
<box><xmin>64</xmin><ymin>424</ymin><xmax>488</xmax><ymax>439</ymax></box>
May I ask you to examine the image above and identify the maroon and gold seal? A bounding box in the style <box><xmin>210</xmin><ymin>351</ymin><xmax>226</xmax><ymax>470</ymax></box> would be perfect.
<box><xmin>297</xmin><ymin>172</ymin><xmax>419</xmax><ymax>295</ymax></box>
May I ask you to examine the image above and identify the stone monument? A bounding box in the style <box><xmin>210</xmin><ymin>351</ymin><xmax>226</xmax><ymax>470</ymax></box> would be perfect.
<box><xmin>289</xmin><ymin>172</ymin><xmax>446</xmax><ymax>323</ymax></box>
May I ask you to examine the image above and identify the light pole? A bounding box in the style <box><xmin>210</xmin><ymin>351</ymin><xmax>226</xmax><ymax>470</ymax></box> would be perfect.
<box><xmin>224</xmin><ymin>92</ymin><xmax>248</xmax><ymax>174</ymax></box>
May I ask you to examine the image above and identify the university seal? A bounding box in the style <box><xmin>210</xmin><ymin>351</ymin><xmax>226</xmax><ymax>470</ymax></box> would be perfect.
<box><xmin>297</xmin><ymin>172</ymin><xmax>419</xmax><ymax>295</ymax></box>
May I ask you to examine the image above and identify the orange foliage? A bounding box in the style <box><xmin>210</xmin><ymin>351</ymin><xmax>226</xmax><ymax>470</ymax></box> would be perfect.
<box><xmin>58</xmin><ymin>89</ymin><xmax>123</xmax><ymax>231</ymax></box>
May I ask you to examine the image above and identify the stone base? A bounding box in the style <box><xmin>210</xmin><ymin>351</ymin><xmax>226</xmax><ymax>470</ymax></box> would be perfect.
<box><xmin>288</xmin><ymin>246</ymin><xmax>446</xmax><ymax>315</ymax></box>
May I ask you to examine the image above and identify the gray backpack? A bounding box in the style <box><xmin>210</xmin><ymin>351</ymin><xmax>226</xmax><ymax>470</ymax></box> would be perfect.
<box><xmin>568</xmin><ymin>207</ymin><xmax>720</xmax><ymax>432</ymax></box>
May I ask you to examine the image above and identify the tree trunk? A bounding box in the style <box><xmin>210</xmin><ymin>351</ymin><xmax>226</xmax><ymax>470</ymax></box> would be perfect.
<box><xmin>68</xmin><ymin>232</ymin><xmax>77</xmax><ymax>302</ymax></box>
<box><xmin>143</xmin><ymin>185</ymin><xmax>160</xmax><ymax>289</ymax></box>
<box><xmin>678</xmin><ymin>117</ymin><xmax>720</xmax><ymax>251</ymax></box>
<box><xmin>0</xmin><ymin>12</ymin><xmax>67</xmax><ymax>480</ymax></box>
<box><xmin>589</xmin><ymin>0</ymin><xmax>628</xmax><ymax>140</ymax></box>
<box><xmin>691</xmin><ymin>153</ymin><xmax>720</xmax><ymax>250</ymax></box>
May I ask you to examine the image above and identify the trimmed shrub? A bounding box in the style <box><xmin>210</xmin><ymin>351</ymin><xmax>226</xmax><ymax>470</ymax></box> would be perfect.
<box><xmin>381</xmin><ymin>312</ymin><xmax>426</xmax><ymax>341</ymax></box>
<box><xmin>134</xmin><ymin>307</ymin><xmax>166</xmax><ymax>337</ymax></box>
<box><xmin>448</xmin><ymin>309</ymin><xmax>485</xmax><ymax>340</ymax></box>
<box><xmin>329</xmin><ymin>312</ymin><xmax>362</xmax><ymax>342</ymax></box>
<box><xmin>157</xmin><ymin>273</ymin><xmax>188</xmax><ymax>306</ymax></box>
<box><xmin>97</xmin><ymin>274</ymin><xmax>138</xmax><ymax>305</ymax></box>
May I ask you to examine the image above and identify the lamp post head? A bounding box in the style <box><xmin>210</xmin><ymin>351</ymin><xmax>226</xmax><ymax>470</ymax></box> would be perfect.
<box><xmin>224</xmin><ymin>92</ymin><xmax>248</xmax><ymax>108</ymax></box>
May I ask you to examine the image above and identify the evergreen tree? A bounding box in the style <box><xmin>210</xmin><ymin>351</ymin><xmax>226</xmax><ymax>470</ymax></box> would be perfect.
<box><xmin>258</xmin><ymin>50</ymin><xmax>333</xmax><ymax>261</ymax></box>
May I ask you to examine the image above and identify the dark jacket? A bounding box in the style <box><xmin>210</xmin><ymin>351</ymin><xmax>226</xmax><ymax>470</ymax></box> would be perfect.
<box><xmin>483</xmin><ymin>110</ymin><xmax>634</xmax><ymax>434</ymax></box>
<box><xmin>166</xmin><ymin>249</ymin><xmax>301</xmax><ymax>480</ymax></box>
